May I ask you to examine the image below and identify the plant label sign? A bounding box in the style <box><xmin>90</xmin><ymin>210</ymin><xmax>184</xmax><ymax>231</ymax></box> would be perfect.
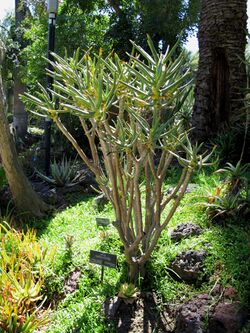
<box><xmin>89</xmin><ymin>250</ymin><xmax>117</xmax><ymax>268</ymax></box>
<box><xmin>96</xmin><ymin>217</ymin><xmax>110</xmax><ymax>227</ymax></box>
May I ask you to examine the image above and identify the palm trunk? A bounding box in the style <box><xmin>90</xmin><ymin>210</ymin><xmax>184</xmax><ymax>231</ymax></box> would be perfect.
<box><xmin>192</xmin><ymin>0</ymin><xmax>247</xmax><ymax>141</ymax></box>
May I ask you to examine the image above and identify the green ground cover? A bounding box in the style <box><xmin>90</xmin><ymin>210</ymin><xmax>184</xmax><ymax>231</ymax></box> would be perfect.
<box><xmin>23</xmin><ymin>169</ymin><xmax>249</xmax><ymax>333</ymax></box>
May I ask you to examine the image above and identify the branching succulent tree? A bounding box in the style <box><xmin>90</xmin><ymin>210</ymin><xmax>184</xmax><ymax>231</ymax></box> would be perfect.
<box><xmin>23</xmin><ymin>37</ymin><xmax>212</xmax><ymax>281</ymax></box>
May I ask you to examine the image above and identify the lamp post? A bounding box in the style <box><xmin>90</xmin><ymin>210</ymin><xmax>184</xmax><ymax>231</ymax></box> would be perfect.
<box><xmin>44</xmin><ymin>0</ymin><xmax>58</xmax><ymax>176</ymax></box>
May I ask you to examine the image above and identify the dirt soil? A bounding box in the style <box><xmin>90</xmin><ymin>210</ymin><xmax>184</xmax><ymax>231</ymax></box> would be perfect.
<box><xmin>111</xmin><ymin>292</ymin><xmax>175</xmax><ymax>333</ymax></box>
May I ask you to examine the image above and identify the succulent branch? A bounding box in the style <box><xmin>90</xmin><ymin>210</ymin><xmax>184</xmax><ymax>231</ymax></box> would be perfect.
<box><xmin>22</xmin><ymin>36</ymin><xmax>212</xmax><ymax>282</ymax></box>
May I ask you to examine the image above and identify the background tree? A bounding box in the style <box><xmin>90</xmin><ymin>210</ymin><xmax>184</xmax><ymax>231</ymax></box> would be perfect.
<box><xmin>0</xmin><ymin>42</ymin><xmax>49</xmax><ymax>218</ymax></box>
<box><xmin>19</xmin><ymin>0</ymin><xmax>200</xmax><ymax>85</ymax></box>
<box><xmin>21</xmin><ymin>0</ymin><xmax>111</xmax><ymax>88</ymax></box>
<box><xmin>192</xmin><ymin>0</ymin><xmax>247</xmax><ymax>141</ymax></box>
<box><xmin>138</xmin><ymin>0</ymin><xmax>201</xmax><ymax>52</ymax></box>
<box><xmin>87</xmin><ymin>0</ymin><xmax>201</xmax><ymax>58</ymax></box>
<box><xmin>13</xmin><ymin>0</ymin><xmax>29</xmax><ymax>139</ymax></box>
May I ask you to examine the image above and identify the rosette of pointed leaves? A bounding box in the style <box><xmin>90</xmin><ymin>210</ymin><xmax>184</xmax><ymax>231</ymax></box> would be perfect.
<box><xmin>0</xmin><ymin>223</ymin><xmax>54</xmax><ymax>332</ymax></box>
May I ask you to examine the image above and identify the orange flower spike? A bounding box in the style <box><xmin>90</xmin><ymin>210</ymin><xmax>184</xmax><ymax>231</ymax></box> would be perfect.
<box><xmin>208</xmin><ymin>195</ymin><xmax>215</xmax><ymax>203</ymax></box>
<box><xmin>215</xmin><ymin>187</ymin><xmax>221</xmax><ymax>196</ymax></box>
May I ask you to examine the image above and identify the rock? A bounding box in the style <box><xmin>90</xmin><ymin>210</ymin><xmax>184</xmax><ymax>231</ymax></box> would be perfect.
<box><xmin>209</xmin><ymin>302</ymin><xmax>248</xmax><ymax>333</ymax></box>
<box><xmin>64</xmin><ymin>267</ymin><xmax>81</xmax><ymax>295</ymax></box>
<box><xmin>94</xmin><ymin>192</ymin><xmax>109</xmax><ymax>211</ymax></box>
<box><xmin>223</xmin><ymin>287</ymin><xmax>238</xmax><ymax>300</ymax></box>
<box><xmin>32</xmin><ymin>181</ymin><xmax>67</xmax><ymax>206</ymax></box>
<box><xmin>175</xmin><ymin>291</ymin><xmax>248</xmax><ymax>333</ymax></box>
<box><xmin>171</xmin><ymin>223</ymin><xmax>203</xmax><ymax>242</ymax></box>
<box><xmin>40</xmin><ymin>188</ymin><xmax>58</xmax><ymax>205</ymax></box>
<box><xmin>0</xmin><ymin>186</ymin><xmax>12</xmax><ymax>208</ymax></box>
<box><xmin>103</xmin><ymin>296</ymin><xmax>122</xmax><ymax>320</ymax></box>
<box><xmin>175</xmin><ymin>293</ymin><xmax>211</xmax><ymax>333</ymax></box>
<box><xmin>171</xmin><ymin>250</ymin><xmax>208</xmax><ymax>282</ymax></box>
<box><xmin>185</xmin><ymin>183</ymin><xmax>198</xmax><ymax>193</ymax></box>
<box><xmin>211</xmin><ymin>285</ymin><xmax>238</xmax><ymax>301</ymax></box>
<box><xmin>74</xmin><ymin>167</ymin><xmax>98</xmax><ymax>191</ymax></box>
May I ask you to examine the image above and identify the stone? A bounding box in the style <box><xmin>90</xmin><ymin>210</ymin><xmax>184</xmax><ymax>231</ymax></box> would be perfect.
<box><xmin>103</xmin><ymin>296</ymin><xmax>122</xmax><ymax>320</ymax></box>
<box><xmin>32</xmin><ymin>181</ymin><xmax>66</xmax><ymax>206</ymax></box>
<box><xmin>171</xmin><ymin>250</ymin><xmax>207</xmax><ymax>282</ymax></box>
<box><xmin>0</xmin><ymin>186</ymin><xmax>12</xmax><ymax>208</ymax></box>
<box><xmin>64</xmin><ymin>267</ymin><xmax>81</xmax><ymax>295</ymax></box>
<box><xmin>175</xmin><ymin>292</ymin><xmax>248</xmax><ymax>333</ymax></box>
<box><xmin>185</xmin><ymin>183</ymin><xmax>198</xmax><ymax>193</ymax></box>
<box><xmin>74</xmin><ymin>167</ymin><xmax>98</xmax><ymax>191</ymax></box>
<box><xmin>209</xmin><ymin>302</ymin><xmax>248</xmax><ymax>333</ymax></box>
<box><xmin>94</xmin><ymin>192</ymin><xmax>109</xmax><ymax>211</ymax></box>
<box><xmin>175</xmin><ymin>293</ymin><xmax>211</xmax><ymax>333</ymax></box>
<box><xmin>170</xmin><ymin>223</ymin><xmax>203</xmax><ymax>242</ymax></box>
<box><xmin>223</xmin><ymin>287</ymin><xmax>238</xmax><ymax>301</ymax></box>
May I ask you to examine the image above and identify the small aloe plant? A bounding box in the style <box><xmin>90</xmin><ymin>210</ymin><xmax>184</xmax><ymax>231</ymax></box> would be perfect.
<box><xmin>23</xmin><ymin>36</ymin><xmax>213</xmax><ymax>282</ymax></box>
<box><xmin>202</xmin><ymin>160</ymin><xmax>250</xmax><ymax>221</ymax></box>
<box><xmin>118</xmin><ymin>283</ymin><xmax>138</xmax><ymax>304</ymax></box>
<box><xmin>215</xmin><ymin>160</ymin><xmax>249</xmax><ymax>194</ymax></box>
<box><xmin>36</xmin><ymin>156</ymin><xmax>77</xmax><ymax>187</ymax></box>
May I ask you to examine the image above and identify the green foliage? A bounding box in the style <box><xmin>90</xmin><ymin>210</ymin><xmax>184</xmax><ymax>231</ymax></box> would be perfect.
<box><xmin>36</xmin><ymin>156</ymin><xmax>77</xmax><ymax>187</ymax></box>
<box><xmin>118</xmin><ymin>283</ymin><xmax>138</xmax><ymax>303</ymax></box>
<box><xmin>200</xmin><ymin>161</ymin><xmax>250</xmax><ymax>222</ymax></box>
<box><xmin>118</xmin><ymin>283</ymin><xmax>138</xmax><ymax>298</ymax></box>
<box><xmin>23</xmin><ymin>37</ymin><xmax>214</xmax><ymax>281</ymax></box>
<box><xmin>0</xmin><ymin>204</ymin><xmax>15</xmax><ymax>227</ymax></box>
<box><xmin>74</xmin><ymin>0</ymin><xmax>200</xmax><ymax>58</ymax></box>
<box><xmin>216</xmin><ymin>160</ymin><xmax>249</xmax><ymax>194</ymax></box>
<box><xmin>137</xmin><ymin>0</ymin><xmax>200</xmax><ymax>51</ymax></box>
<box><xmin>2</xmin><ymin>0</ymin><xmax>200</xmax><ymax>89</ymax></box>
<box><xmin>25</xmin><ymin>170</ymin><xmax>250</xmax><ymax>332</ymax></box>
<box><xmin>0</xmin><ymin>166</ymin><xmax>7</xmax><ymax>188</ymax></box>
<box><xmin>20</xmin><ymin>0</ymin><xmax>111</xmax><ymax>88</ymax></box>
<box><xmin>210</xmin><ymin>124</ymin><xmax>250</xmax><ymax>165</ymax></box>
<box><xmin>28</xmin><ymin>198</ymin><xmax>118</xmax><ymax>332</ymax></box>
<box><xmin>204</xmin><ymin>190</ymin><xmax>249</xmax><ymax>222</ymax></box>
<box><xmin>149</xmin><ymin>173</ymin><xmax>250</xmax><ymax>306</ymax></box>
<box><xmin>0</xmin><ymin>223</ymin><xmax>54</xmax><ymax>333</ymax></box>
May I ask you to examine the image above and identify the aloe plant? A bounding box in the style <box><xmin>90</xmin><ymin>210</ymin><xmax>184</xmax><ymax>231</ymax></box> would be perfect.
<box><xmin>216</xmin><ymin>160</ymin><xmax>249</xmax><ymax>194</ymax></box>
<box><xmin>23</xmin><ymin>37</ymin><xmax>213</xmax><ymax>282</ymax></box>
<box><xmin>118</xmin><ymin>283</ymin><xmax>138</xmax><ymax>304</ymax></box>
<box><xmin>36</xmin><ymin>156</ymin><xmax>77</xmax><ymax>187</ymax></box>
<box><xmin>0</xmin><ymin>223</ymin><xmax>54</xmax><ymax>332</ymax></box>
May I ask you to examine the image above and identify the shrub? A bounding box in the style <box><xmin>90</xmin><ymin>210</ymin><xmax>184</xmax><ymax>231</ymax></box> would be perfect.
<box><xmin>202</xmin><ymin>161</ymin><xmax>249</xmax><ymax>222</ymax></box>
<box><xmin>0</xmin><ymin>222</ymin><xmax>54</xmax><ymax>332</ymax></box>
<box><xmin>36</xmin><ymin>156</ymin><xmax>77</xmax><ymax>187</ymax></box>
<box><xmin>23</xmin><ymin>37</ymin><xmax>212</xmax><ymax>282</ymax></box>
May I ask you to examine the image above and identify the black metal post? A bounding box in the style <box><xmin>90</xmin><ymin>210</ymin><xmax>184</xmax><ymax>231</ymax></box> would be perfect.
<box><xmin>44</xmin><ymin>12</ymin><xmax>56</xmax><ymax>176</ymax></box>
<box><xmin>101</xmin><ymin>266</ymin><xmax>104</xmax><ymax>284</ymax></box>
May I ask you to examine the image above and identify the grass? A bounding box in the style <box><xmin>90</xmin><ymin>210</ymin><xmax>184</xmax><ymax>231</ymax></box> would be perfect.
<box><xmin>15</xmin><ymin>169</ymin><xmax>250</xmax><ymax>332</ymax></box>
<box><xmin>27</xmin><ymin>196</ymin><xmax>121</xmax><ymax>333</ymax></box>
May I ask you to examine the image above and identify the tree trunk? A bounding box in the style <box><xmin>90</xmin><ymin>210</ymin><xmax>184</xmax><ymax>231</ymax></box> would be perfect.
<box><xmin>192</xmin><ymin>0</ymin><xmax>247</xmax><ymax>141</ymax></box>
<box><xmin>13</xmin><ymin>0</ymin><xmax>28</xmax><ymax>139</ymax></box>
<box><xmin>13</xmin><ymin>74</ymin><xmax>27</xmax><ymax>139</ymax></box>
<box><xmin>0</xmin><ymin>52</ymin><xmax>49</xmax><ymax>218</ymax></box>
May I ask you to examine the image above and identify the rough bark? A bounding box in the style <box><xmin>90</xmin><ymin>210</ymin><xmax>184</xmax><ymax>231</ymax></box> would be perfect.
<box><xmin>192</xmin><ymin>0</ymin><xmax>247</xmax><ymax>141</ymax></box>
<box><xmin>0</xmin><ymin>47</ymin><xmax>49</xmax><ymax>218</ymax></box>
